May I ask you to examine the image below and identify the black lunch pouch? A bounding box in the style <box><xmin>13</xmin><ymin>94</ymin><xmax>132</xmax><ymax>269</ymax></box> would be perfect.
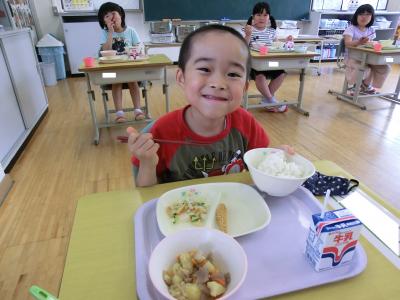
<box><xmin>302</xmin><ymin>171</ymin><xmax>359</xmax><ymax>196</ymax></box>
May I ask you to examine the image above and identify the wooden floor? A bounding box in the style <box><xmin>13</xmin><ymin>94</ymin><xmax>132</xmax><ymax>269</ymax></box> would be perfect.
<box><xmin>0</xmin><ymin>63</ymin><xmax>399</xmax><ymax>299</ymax></box>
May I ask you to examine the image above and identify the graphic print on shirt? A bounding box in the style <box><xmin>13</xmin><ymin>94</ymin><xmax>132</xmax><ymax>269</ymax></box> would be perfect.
<box><xmin>163</xmin><ymin>129</ymin><xmax>248</xmax><ymax>182</ymax></box>
<box><xmin>111</xmin><ymin>37</ymin><xmax>126</xmax><ymax>53</ymax></box>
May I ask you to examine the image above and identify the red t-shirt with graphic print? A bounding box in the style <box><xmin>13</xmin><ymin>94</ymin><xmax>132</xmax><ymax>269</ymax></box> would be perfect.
<box><xmin>132</xmin><ymin>105</ymin><xmax>269</xmax><ymax>183</ymax></box>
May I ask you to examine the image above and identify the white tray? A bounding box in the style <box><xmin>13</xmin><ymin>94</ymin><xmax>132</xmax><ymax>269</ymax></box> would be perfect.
<box><xmin>134</xmin><ymin>186</ymin><xmax>367</xmax><ymax>299</ymax></box>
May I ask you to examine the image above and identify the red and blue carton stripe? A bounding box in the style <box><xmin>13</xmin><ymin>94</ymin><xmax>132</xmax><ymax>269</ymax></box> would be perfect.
<box><xmin>306</xmin><ymin>208</ymin><xmax>362</xmax><ymax>271</ymax></box>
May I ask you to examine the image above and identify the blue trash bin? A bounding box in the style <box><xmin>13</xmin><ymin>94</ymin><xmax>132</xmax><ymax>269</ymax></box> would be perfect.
<box><xmin>38</xmin><ymin>46</ymin><xmax>66</xmax><ymax>80</ymax></box>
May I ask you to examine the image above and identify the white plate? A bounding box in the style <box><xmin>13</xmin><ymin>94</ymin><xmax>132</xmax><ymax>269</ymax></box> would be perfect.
<box><xmin>98</xmin><ymin>55</ymin><xmax>129</xmax><ymax>64</ymax></box>
<box><xmin>156</xmin><ymin>182</ymin><xmax>271</xmax><ymax>237</ymax></box>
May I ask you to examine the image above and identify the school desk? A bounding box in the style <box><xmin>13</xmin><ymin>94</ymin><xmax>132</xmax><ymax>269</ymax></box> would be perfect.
<box><xmin>244</xmin><ymin>51</ymin><xmax>318</xmax><ymax>116</ymax></box>
<box><xmin>78</xmin><ymin>54</ymin><xmax>173</xmax><ymax>145</ymax></box>
<box><xmin>328</xmin><ymin>46</ymin><xmax>400</xmax><ymax>110</ymax></box>
<box><xmin>278</xmin><ymin>35</ymin><xmax>326</xmax><ymax>75</ymax></box>
<box><xmin>58</xmin><ymin>160</ymin><xmax>399</xmax><ymax>300</ymax></box>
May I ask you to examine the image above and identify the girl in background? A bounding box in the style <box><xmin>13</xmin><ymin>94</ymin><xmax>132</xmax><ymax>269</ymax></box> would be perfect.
<box><xmin>244</xmin><ymin>2</ymin><xmax>287</xmax><ymax>112</ymax></box>
<box><xmin>343</xmin><ymin>4</ymin><xmax>390</xmax><ymax>94</ymax></box>
<box><xmin>98</xmin><ymin>2</ymin><xmax>145</xmax><ymax>122</ymax></box>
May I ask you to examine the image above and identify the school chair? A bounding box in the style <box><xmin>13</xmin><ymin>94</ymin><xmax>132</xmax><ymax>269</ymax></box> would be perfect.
<box><xmin>100</xmin><ymin>81</ymin><xmax>151</xmax><ymax>123</ymax></box>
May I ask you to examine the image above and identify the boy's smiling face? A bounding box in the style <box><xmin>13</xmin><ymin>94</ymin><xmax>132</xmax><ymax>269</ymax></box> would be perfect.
<box><xmin>176</xmin><ymin>31</ymin><xmax>249</xmax><ymax>123</ymax></box>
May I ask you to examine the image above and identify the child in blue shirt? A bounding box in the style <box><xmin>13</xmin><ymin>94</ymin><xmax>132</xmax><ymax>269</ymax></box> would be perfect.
<box><xmin>98</xmin><ymin>2</ymin><xmax>145</xmax><ymax>122</ymax></box>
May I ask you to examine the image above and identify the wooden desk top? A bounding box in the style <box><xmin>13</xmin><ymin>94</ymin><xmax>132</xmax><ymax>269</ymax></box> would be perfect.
<box><xmin>251</xmin><ymin>50</ymin><xmax>318</xmax><ymax>59</ymax></box>
<box><xmin>78</xmin><ymin>54</ymin><xmax>173</xmax><ymax>72</ymax></box>
<box><xmin>58</xmin><ymin>160</ymin><xmax>400</xmax><ymax>300</ymax></box>
<box><xmin>347</xmin><ymin>46</ymin><xmax>400</xmax><ymax>55</ymax></box>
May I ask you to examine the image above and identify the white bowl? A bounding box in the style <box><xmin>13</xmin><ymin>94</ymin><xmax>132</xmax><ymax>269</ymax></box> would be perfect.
<box><xmin>100</xmin><ymin>50</ymin><xmax>117</xmax><ymax>57</ymax></box>
<box><xmin>149</xmin><ymin>227</ymin><xmax>247</xmax><ymax>300</ymax></box>
<box><xmin>379</xmin><ymin>39</ymin><xmax>394</xmax><ymax>48</ymax></box>
<box><xmin>244</xmin><ymin>148</ymin><xmax>315</xmax><ymax>197</ymax></box>
<box><xmin>251</xmin><ymin>42</ymin><xmax>266</xmax><ymax>50</ymax></box>
<box><xmin>294</xmin><ymin>45</ymin><xmax>308</xmax><ymax>53</ymax></box>
<box><xmin>271</xmin><ymin>41</ymin><xmax>284</xmax><ymax>49</ymax></box>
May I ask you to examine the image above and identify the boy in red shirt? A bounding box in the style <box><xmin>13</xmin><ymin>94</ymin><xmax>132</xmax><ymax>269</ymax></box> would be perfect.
<box><xmin>127</xmin><ymin>25</ymin><xmax>290</xmax><ymax>187</ymax></box>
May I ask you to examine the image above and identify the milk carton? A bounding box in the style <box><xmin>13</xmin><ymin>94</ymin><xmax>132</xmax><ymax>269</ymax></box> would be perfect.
<box><xmin>305</xmin><ymin>208</ymin><xmax>362</xmax><ymax>271</ymax></box>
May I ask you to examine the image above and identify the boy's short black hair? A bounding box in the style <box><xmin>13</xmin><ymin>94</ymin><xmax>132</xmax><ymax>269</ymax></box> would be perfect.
<box><xmin>178</xmin><ymin>24</ymin><xmax>251</xmax><ymax>79</ymax></box>
<box><xmin>98</xmin><ymin>2</ymin><xmax>126</xmax><ymax>29</ymax></box>
<box><xmin>251</xmin><ymin>2</ymin><xmax>277</xmax><ymax>29</ymax></box>
<box><xmin>351</xmin><ymin>4</ymin><xmax>375</xmax><ymax>27</ymax></box>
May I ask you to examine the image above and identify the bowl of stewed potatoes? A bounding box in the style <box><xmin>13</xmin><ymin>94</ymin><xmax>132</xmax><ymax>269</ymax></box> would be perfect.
<box><xmin>148</xmin><ymin>227</ymin><xmax>247</xmax><ymax>300</ymax></box>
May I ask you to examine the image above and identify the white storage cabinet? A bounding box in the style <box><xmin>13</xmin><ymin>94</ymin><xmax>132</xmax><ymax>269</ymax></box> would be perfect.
<box><xmin>0</xmin><ymin>29</ymin><xmax>48</xmax><ymax>168</ymax></box>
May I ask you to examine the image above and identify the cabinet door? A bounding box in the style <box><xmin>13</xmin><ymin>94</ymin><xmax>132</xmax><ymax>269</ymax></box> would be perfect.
<box><xmin>63</xmin><ymin>21</ymin><xmax>101</xmax><ymax>74</ymax></box>
<box><xmin>2</xmin><ymin>30</ymin><xmax>48</xmax><ymax>129</ymax></box>
<box><xmin>0</xmin><ymin>47</ymin><xmax>26</xmax><ymax>166</ymax></box>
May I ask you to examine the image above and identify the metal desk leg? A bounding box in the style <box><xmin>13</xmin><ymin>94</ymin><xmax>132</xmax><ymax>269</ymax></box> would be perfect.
<box><xmin>85</xmin><ymin>74</ymin><xmax>100</xmax><ymax>145</ymax></box>
<box><xmin>163</xmin><ymin>67</ymin><xmax>170</xmax><ymax>112</ymax></box>
<box><xmin>393</xmin><ymin>75</ymin><xmax>400</xmax><ymax>102</ymax></box>
<box><xmin>380</xmin><ymin>73</ymin><xmax>400</xmax><ymax>104</ymax></box>
<box><xmin>101</xmin><ymin>89</ymin><xmax>110</xmax><ymax>123</ymax></box>
<box><xmin>291</xmin><ymin>68</ymin><xmax>309</xmax><ymax>116</ymax></box>
<box><xmin>142</xmin><ymin>81</ymin><xmax>151</xmax><ymax>119</ymax></box>
<box><xmin>317</xmin><ymin>40</ymin><xmax>323</xmax><ymax>76</ymax></box>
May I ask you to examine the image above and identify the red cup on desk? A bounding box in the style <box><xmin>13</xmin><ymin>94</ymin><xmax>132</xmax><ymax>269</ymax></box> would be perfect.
<box><xmin>259</xmin><ymin>45</ymin><xmax>269</xmax><ymax>55</ymax></box>
<box><xmin>373</xmin><ymin>42</ymin><xmax>382</xmax><ymax>52</ymax></box>
<box><xmin>83</xmin><ymin>57</ymin><xmax>95</xmax><ymax>67</ymax></box>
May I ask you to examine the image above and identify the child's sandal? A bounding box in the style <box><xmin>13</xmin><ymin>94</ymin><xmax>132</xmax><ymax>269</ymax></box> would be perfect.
<box><xmin>134</xmin><ymin>111</ymin><xmax>146</xmax><ymax>121</ymax></box>
<box><xmin>115</xmin><ymin>116</ymin><xmax>127</xmax><ymax>123</ymax></box>
<box><xmin>265</xmin><ymin>105</ymin><xmax>288</xmax><ymax>113</ymax></box>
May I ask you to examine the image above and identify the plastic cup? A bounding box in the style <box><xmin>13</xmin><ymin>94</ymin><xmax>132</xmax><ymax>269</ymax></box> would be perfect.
<box><xmin>259</xmin><ymin>45</ymin><xmax>268</xmax><ymax>55</ymax></box>
<box><xmin>373</xmin><ymin>42</ymin><xmax>382</xmax><ymax>52</ymax></box>
<box><xmin>83</xmin><ymin>57</ymin><xmax>95</xmax><ymax>67</ymax></box>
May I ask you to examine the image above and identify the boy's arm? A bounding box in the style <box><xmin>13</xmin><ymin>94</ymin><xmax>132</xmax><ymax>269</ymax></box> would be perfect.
<box><xmin>136</xmin><ymin>161</ymin><xmax>158</xmax><ymax>187</ymax></box>
<box><xmin>127</xmin><ymin>127</ymin><xmax>160</xmax><ymax>187</ymax></box>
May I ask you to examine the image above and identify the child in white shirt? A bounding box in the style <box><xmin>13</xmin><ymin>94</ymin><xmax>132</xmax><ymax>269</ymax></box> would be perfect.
<box><xmin>343</xmin><ymin>4</ymin><xmax>390</xmax><ymax>94</ymax></box>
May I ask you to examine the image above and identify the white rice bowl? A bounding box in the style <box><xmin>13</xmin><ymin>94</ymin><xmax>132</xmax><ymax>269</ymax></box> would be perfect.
<box><xmin>244</xmin><ymin>148</ymin><xmax>315</xmax><ymax>197</ymax></box>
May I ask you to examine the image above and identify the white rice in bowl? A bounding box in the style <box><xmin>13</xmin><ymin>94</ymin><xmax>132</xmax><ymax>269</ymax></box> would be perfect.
<box><xmin>256</xmin><ymin>151</ymin><xmax>305</xmax><ymax>178</ymax></box>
